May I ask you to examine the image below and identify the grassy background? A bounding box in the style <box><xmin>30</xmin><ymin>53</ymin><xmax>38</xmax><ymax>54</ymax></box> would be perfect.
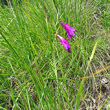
<box><xmin>0</xmin><ymin>0</ymin><xmax>110</xmax><ymax>109</ymax></box>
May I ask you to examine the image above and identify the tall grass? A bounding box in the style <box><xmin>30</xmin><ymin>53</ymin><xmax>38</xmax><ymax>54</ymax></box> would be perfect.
<box><xmin>0</xmin><ymin>0</ymin><xmax>110</xmax><ymax>109</ymax></box>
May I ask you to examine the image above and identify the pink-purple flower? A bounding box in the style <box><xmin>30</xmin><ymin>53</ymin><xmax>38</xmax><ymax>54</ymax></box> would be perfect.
<box><xmin>60</xmin><ymin>22</ymin><xmax>76</xmax><ymax>39</ymax></box>
<box><xmin>57</xmin><ymin>35</ymin><xmax>71</xmax><ymax>53</ymax></box>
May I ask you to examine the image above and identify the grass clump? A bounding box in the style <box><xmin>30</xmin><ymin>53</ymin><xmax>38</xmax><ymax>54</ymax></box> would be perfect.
<box><xmin>0</xmin><ymin>0</ymin><xmax>110</xmax><ymax>109</ymax></box>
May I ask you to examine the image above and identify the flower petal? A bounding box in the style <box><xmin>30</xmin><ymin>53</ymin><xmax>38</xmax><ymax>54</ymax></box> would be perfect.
<box><xmin>67</xmin><ymin>30</ymin><xmax>76</xmax><ymax>39</ymax></box>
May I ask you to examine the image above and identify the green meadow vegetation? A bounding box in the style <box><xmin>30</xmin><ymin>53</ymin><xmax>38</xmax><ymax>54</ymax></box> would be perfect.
<box><xmin>0</xmin><ymin>0</ymin><xmax>110</xmax><ymax>109</ymax></box>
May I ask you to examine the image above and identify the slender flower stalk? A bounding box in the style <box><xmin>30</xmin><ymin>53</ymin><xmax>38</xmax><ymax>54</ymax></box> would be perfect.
<box><xmin>57</xmin><ymin>35</ymin><xmax>71</xmax><ymax>53</ymax></box>
<box><xmin>60</xmin><ymin>22</ymin><xmax>76</xmax><ymax>39</ymax></box>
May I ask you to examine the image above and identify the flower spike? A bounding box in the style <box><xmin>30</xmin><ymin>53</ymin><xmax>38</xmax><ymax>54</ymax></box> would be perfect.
<box><xmin>57</xmin><ymin>35</ymin><xmax>71</xmax><ymax>53</ymax></box>
<box><xmin>60</xmin><ymin>22</ymin><xmax>76</xmax><ymax>39</ymax></box>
